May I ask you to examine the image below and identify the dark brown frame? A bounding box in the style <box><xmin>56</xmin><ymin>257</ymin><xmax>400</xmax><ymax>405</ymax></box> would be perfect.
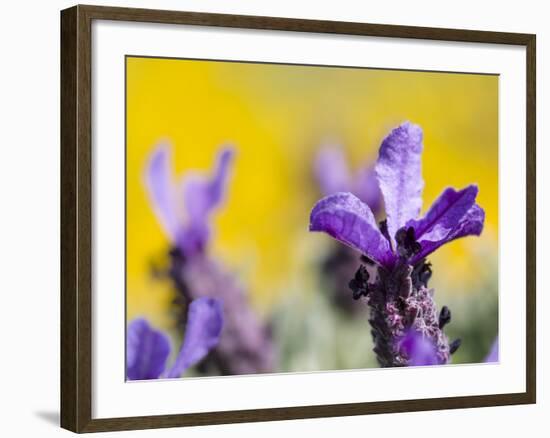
<box><xmin>61</xmin><ymin>4</ymin><xmax>536</xmax><ymax>433</ymax></box>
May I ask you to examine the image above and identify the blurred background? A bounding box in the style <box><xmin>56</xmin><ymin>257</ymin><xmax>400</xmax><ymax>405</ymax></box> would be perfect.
<box><xmin>126</xmin><ymin>56</ymin><xmax>498</xmax><ymax>372</ymax></box>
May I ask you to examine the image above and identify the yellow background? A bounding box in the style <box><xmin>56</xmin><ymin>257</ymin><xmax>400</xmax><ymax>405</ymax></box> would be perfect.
<box><xmin>126</xmin><ymin>57</ymin><xmax>498</xmax><ymax>331</ymax></box>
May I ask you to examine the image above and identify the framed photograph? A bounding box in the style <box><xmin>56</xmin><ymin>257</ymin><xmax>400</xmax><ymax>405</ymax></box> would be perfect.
<box><xmin>60</xmin><ymin>4</ymin><xmax>536</xmax><ymax>433</ymax></box>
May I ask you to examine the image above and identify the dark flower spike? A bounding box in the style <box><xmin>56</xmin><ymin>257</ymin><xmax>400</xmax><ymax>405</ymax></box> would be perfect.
<box><xmin>126</xmin><ymin>297</ymin><xmax>224</xmax><ymax>380</ymax></box>
<box><xmin>412</xmin><ymin>261</ymin><xmax>432</xmax><ymax>287</ymax></box>
<box><xmin>438</xmin><ymin>306</ymin><xmax>451</xmax><ymax>329</ymax></box>
<box><xmin>348</xmin><ymin>265</ymin><xmax>370</xmax><ymax>300</ymax></box>
<box><xmin>145</xmin><ymin>144</ymin><xmax>235</xmax><ymax>257</ymax></box>
<box><xmin>395</xmin><ymin>226</ymin><xmax>422</xmax><ymax>259</ymax></box>
<box><xmin>449</xmin><ymin>338</ymin><xmax>462</xmax><ymax>355</ymax></box>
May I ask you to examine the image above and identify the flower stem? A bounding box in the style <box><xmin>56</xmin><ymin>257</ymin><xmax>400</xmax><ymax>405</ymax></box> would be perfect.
<box><xmin>351</xmin><ymin>259</ymin><xmax>454</xmax><ymax>366</ymax></box>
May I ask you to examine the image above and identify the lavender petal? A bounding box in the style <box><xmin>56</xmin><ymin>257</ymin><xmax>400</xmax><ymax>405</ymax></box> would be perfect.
<box><xmin>411</xmin><ymin>203</ymin><xmax>485</xmax><ymax>263</ymax></box>
<box><xmin>408</xmin><ymin>185</ymin><xmax>478</xmax><ymax>240</ymax></box>
<box><xmin>400</xmin><ymin>330</ymin><xmax>440</xmax><ymax>366</ymax></box>
<box><xmin>309</xmin><ymin>192</ymin><xmax>394</xmax><ymax>267</ymax></box>
<box><xmin>144</xmin><ymin>144</ymin><xmax>181</xmax><ymax>242</ymax></box>
<box><xmin>314</xmin><ymin>145</ymin><xmax>352</xmax><ymax>195</ymax></box>
<box><xmin>126</xmin><ymin>318</ymin><xmax>171</xmax><ymax>380</ymax></box>
<box><xmin>165</xmin><ymin>297</ymin><xmax>224</xmax><ymax>378</ymax></box>
<box><xmin>375</xmin><ymin>122</ymin><xmax>424</xmax><ymax>246</ymax></box>
<box><xmin>179</xmin><ymin>147</ymin><xmax>234</xmax><ymax>255</ymax></box>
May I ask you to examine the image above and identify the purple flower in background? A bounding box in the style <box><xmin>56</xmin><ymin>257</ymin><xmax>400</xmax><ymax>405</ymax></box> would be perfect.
<box><xmin>485</xmin><ymin>337</ymin><xmax>499</xmax><ymax>363</ymax></box>
<box><xmin>144</xmin><ymin>144</ymin><xmax>275</xmax><ymax>375</ymax></box>
<box><xmin>310</xmin><ymin>122</ymin><xmax>485</xmax><ymax>367</ymax></box>
<box><xmin>127</xmin><ymin>297</ymin><xmax>223</xmax><ymax>380</ymax></box>
<box><xmin>145</xmin><ymin>144</ymin><xmax>234</xmax><ymax>257</ymax></box>
<box><xmin>315</xmin><ymin>145</ymin><xmax>382</xmax><ymax>214</ymax></box>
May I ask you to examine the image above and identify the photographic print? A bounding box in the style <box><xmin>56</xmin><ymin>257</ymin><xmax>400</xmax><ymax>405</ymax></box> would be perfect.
<box><xmin>61</xmin><ymin>6</ymin><xmax>535</xmax><ymax>431</ymax></box>
<box><xmin>125</xmin><ymin>57</ymin><xmax>499</xmax><ymax>380</ymax></box>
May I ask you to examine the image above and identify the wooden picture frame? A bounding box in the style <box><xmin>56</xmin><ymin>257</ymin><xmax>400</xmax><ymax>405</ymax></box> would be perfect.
<box><xmin>61</xmin><ymin>4</ymin><xmax>536</xmax><ymax>433</ymax></box>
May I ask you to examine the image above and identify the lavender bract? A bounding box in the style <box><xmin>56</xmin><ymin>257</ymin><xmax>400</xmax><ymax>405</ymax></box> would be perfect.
<box><xmin>145</xmin><ymin>144</ymin><xmax>275</xmax><ymax>375</ymax></box>
<box><xmin>310</xmin><ymin>122</ymin><xmax>485</xmax><ymax>367</ymax></box>
<box><xmin>127</xmin><ymin>297</ymin><xmax>223</xmax><ymax>380</ymax></box>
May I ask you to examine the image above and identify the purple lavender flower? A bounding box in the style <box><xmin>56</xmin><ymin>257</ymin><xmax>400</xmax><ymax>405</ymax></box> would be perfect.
<box><xmin>127</xmin><ymin>297</ymin><xmax>223</xmax><ymax>380</ymax></box>
<box><xmin>145</xmin><ymin>144</ymin><xmax>233</xmax><ymax>257</ymax></box>
<box><xmin>144</xmin><ymin>144</ymin><xmax>275</xmax><ymax>375</ymax></box>
<box><xmin>315</xmin><ymin>145</ymin><xmax>382</xmax><ymax>214</ymax></box>
<box><xmin>314</xmin><ymin>146</ymin><xmax>383</xmax><ymax>314</ymax></box>
<box><xmin>310</xmin><ymin>122</ymin><xmax>485</xmax><ymax>367</ymax></box>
